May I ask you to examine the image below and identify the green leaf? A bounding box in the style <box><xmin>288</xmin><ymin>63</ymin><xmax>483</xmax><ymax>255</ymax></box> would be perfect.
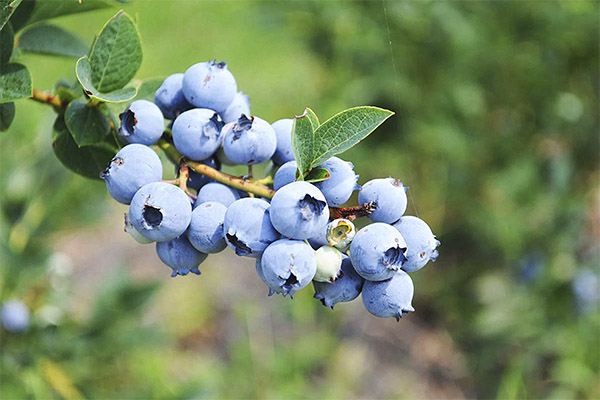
<box><xmin>291</xmin><ymin>108</ymin><xmax>318</xmax><ymax>179</ymax></box>
<box><xmin>0</xmin><ymin>21</ymin><xmax>13</xmax><ymax>63</ymax></box>
<box><xmin>304</xmin><ymin>167</ymin><xmax>330</xmax><ymax>183</ymax></box>
<box><xmin>131</xmin><ymin>77</ymin><xmax>163</xmax><ymax>102</ymax></box>
<box><xmin>0</xmin><ymin>0</ymin><xmax>21</xmax><ymax>31</ymax></box>
<box><xmin>88</xmin><ymin>10</ymin><xmax>142</xmax><ymax>92</ymax></box>
<box><xmin>0</xmin><ymin>101</ymin><xmax>15</xmax><ymax>131</ymax></box>
<box><xmin>65</xmin><ymin>100</ymin><xmax>111</xmax><ymax>146</ymax></box>
<box><xmin>76</xmin><ymin>56</ymin><xmax>137</xmax><ymax>103</ymax></box>
<box><xmin>304</xmin><ymin>107</ymin><xmax>320</xmax><ymax>129</ymax></box>
<box><xmin>0</xmin><ymin>63</ymin><xmax>31</xmax><ymax>103</ymax></box>
<box><xmin>17</xmin><ymin>23</ymin><xmax>88</xmax><ymax>58</ymax></box>
<box><xmin>310</xmin><ymin>106</ymin><xmax>394</xmax><ymax>168</ymax></box>
<box><xmin>52</xmin><ymin>114</ymin><xmax>117</xmax><ymax>180</ymax></box>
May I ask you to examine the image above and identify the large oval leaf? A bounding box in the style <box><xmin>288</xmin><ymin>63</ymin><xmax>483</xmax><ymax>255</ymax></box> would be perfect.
<box><xmin>65</xmin><ymin>99</ymin><xmax>111</xmax><ymax>146</ymax></box>
<box><xmin>18</xmin><ymin>23</ymin><xmax>88</xmax><ymax>58</ymax></box>
<box><xmin>0</xmin><ymin>62</ymin><xmax>32</xmax><ymax>103</ymax></box>
<box><xmin>76</xmin><ymin>56</ymin><xmax>137</xmax><ymax>103</ymax></box>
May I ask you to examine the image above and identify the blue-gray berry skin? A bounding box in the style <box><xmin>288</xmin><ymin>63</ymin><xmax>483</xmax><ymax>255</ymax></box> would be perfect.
<box><xmin>393</xmin><ymin>216</ymin><xmax>440</xmax><ymax>272</ymax></box>
<box><xmin>154</xmin><ymin>73</ymin><xmax>192</xmax><ymax>119</ymax></box>
<box><xmin>255</xmin><ymin>257</ymin><xmax>281</xmax><ymax>296</ymax></box>
<box><xmin>156</xmin><ymin>235</ymin><xmax>207</xmax><ymax>277</ymax></box>
<box><xmin>129</xmin><ymin>182</ymin><xmax>192</xmax><ymax>242</ymax></box>
<box><xmin>119</xmin><ymin>100</ymin><xmax>164</xmax><ymax>145</ymax></box>
<box><xmin>307</xmin><ymin>219</ymin><xmax>330</xmax><ymax>249</ymax></box>
<box><xmin>313</xmin><ymin>256</ymin><xmax>365</xmax><ymax>308</ymax></box>
<box><xmin>358</xmin><ymin>178</ymin><xmax>408</xmax><ymax>223</ymax></box>
<box><xmin>362</xmin><ymin>270</ymin><xmax>415</xmax><ymax>321</ymax></box>
<box><xmin>188</xmin><ymin>201</ymin><xmax>227</xmax><ymax>253</ymax></box>
<box><xmin>194</xmin><ymin>182</ymin><xmax>240</xmax><ymax>208</ymax></box>
<box><xmin>101</xmin><ymin>144</ymin><xmax>163</xmax><ymax>204</ymax></box>
<box><xmin>176</xmin><ymin>156</ymin><xmax>220</xmax><ymax>191</ymax></box>
<box><xmin>271</xmin><ymin>118</ymin><xmax>294</xmax><ymax>165</ymax></box>
<box><xmin>350</xmin><ymin>223</ymin><xmax>407</xmax><ymax>281</ymax></box>
<box><xmin>220</xmin><ymin>91</ymin><xmax>250</xmax><ymax>124</ymax></box>
<box><xmin>273</xmin><ymin>160</ymin><xmax>297</xmax><ymax>190</ymax></box>
<box><xmin>314</xmin><ymin>157</ymin><xmax>360</xmax><ymax>207</ymax></box>
<box><xmin>269</xmin><ymin>181</ymin><xmax>330</xmax><ymax>240</ymax></box>
<box><xmin>222</xmin><ymin>115</ymin><xmax>277</xmax><ymax>165</ymax></box>
<box><xmin>182</xmin><ymin>60</ymin><xmax>237</xmax><ymax>112</ymax></box>
<box><xmin>261</xmin><ymin>239</ymin><xmax>317</xmax><ymax>297</ymax></box>
<box><xmin>223</xmin><ymin>198</ymin><xmax>280</xmax><ymax>257</ymax></box>
<box><xmin>172</xmin><ymin>108</ymin><xmax>224</xmax><ymax>161</ymax></box>
<box><xmin>1</xmin><ymin>300</ymin><xmax>30</xmax><ymax>333</ymax></box>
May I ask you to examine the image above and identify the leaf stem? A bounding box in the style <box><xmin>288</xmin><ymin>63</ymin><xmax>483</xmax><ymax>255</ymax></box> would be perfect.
<box><xmin>30</xmin><ymin>89</ymin><xmax>67</xmax><ymax>109</ymax></box>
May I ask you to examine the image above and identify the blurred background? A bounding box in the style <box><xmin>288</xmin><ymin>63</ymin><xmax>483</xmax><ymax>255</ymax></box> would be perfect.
<box><xmin>1</xmin><ymin>1</ymin><xmax>598</xmax><ymax>399</ymax></box>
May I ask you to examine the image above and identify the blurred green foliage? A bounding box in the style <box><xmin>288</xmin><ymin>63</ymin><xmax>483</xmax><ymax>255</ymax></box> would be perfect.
<box><xmin>1</xmin><ymin>1</ymin><xmax>598</xmax><ymax>399</ymax></box>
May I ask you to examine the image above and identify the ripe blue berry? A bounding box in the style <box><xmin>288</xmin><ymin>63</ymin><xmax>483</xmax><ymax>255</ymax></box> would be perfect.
<box><xmin>314</xmin><ymin>157</ymin><xmax>360</xmax><ymax>207</ymax></box>
<box><xmin>271</xmin><ymin>118</ymin><xmax>294</xmax><ymax>165</ymax></box>
<box><xmin>156</xmin><ymin>235</ymin><xmax>207</xmax><ymax>277</ymax></box>
<box><xmin>124</xmin><ymin>212</ymin><xmax>153</xmax><ymax>244</ymax></box>
<box><xmin>220</xmin><ymin>91</ymin><xmax>250</xmax><ymax>124</ymax></box>
<box><xmin>349</xmin><ymin>223</ymin><xmax>407</xmax><ymax>281</ymax></box>
<box><xmin>1</xmin><ymin>300</ymin><xmax>30</xmax><ymax>333</ymax></box>
<box><xmin>129</xmin><ymin>182</ymin><xmax>192</xmax><ymax>242</ymax></box>
<box><xmin>182</xmin><ymin>60</ymin><xmax>237</xmax><ymax>112</ymax></box>
<box><xmin>362</xmin><ymin>270</ymin><xmax>415</xmax><ymax>321</ymax></box>
<box><xmin>392</xmin><ymin>216</ymin><xmax>440</xmax><ymax>272</ymax></box>
<box><xmin>269</xmin><ymin>181</ymin><xmax>330</xmax><ymax>240</ymax></box>
<box><xmin>222</xmin><ymin>115</ymin><xmax>277</xmax><ymax>165</ymax></box>
<box><xmin>119</xmin><ymin>100</ymin><xmax>164</xmax><ymax>145</ymax></box>
<box><xmin>358</xmin><ymin>178</ymin><xmax>408</xmax><ymax>223</ymax></box>
<box><xmin>172</xmin><ymin>108</ymin><xmax>224</xmax><ymax>161</ymax></box>
<box><xmin>154</xmin><ymin>73</ymin><xmax>192</xmax><ymax>119</ymax></box>
<box><xmin>260</xmin><ymin>239</ymin><xmax>317</xmax><ymax>297</ymax></box>
<box><xmin>100</xmin><ymin>144</ymin><xmax>163</xmax><ymax>204</ymax></box>
<box><xmin>223</xmin><ymin>198</ymin><xmax>280</xmax><ymax>257</ymax></box>
<box><xmin>273</xmin><ymin>160</ymin><xmax>297</xmax><ymax>190</ymax></box>
<box><xmin>188</xmin><ymin>201</ymin><xmax>227</xmax><ymax>253</ymax></box>
<box><xmin>313</xmin><ymin>256</ymin><xmax>365</xmax><ymax>308</ymax></box>
<box><xmin>194</xmin><ymin>182</ymin><xmax>241</xmax><ymax>208</ymax></box>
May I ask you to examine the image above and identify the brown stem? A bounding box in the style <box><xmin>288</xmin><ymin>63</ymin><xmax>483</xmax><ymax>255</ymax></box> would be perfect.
<box><xmin>30</xmin><ymin>89</ymin><xmax>67</xmax><ymax>109</ymax></box>
<box><xmin>329</xmin><ymin>202</ymin><xmax>376</xmax><ymax>221</ymax></box>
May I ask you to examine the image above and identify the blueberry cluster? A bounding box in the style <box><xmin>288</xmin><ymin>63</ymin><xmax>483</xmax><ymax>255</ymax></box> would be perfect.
<box><xmin>101</xmin><ymin>60</ymin><xmax>440</xmax><ymax>321</ymax></box>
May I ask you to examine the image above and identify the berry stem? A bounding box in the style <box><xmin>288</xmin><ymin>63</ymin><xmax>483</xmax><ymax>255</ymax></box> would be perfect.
<box><xmin>329</xmin><ymin>202</ymin><xmax>376</xmax><ymax>221</ymax></box>
<box><xmin>30</xmin><ymin>89</ymin><xmax>67</xmax><ymax>109</ymax></box>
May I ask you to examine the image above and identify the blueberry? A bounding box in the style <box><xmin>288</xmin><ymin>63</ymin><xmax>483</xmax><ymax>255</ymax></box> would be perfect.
<box><xmin>362</xmin><ymin>270</ymin><xmax>415</xmax><ymax>321</ymax></box>
<box><xmin>392</xmin><ymin>216</ymin><xmax>440</xmax><ymax>272</ymax></box>
<box><xmin>358</xmin><ymin>178</ymin><xmax>408</xmax><ymax>223</ymax></box>
<box><xmin>313</xmin><ymin>246</ymin><xmax>343</xmax><ymax>283</ymax></box>
<box><xmin>182</xmin><ymin>60</ymin><xmax>237</xmax><ymax>112</ymax></box>
<box><xmin>223</xmin><ymin>198</ymin><xmax>280</xmax><ymax>257</ymax></box>
<box><xmin>314</xmin><ymin>157</ymin><xmax>360</xmax><ymax>207</ymax></box>
<box><xmin>172</xmin><ymin>108</ymin><xmax>224</xmax><ymax>161</ymax></box>
<box><xmin>194</xmin><ymin>182</ymin><xmax>240</xmax><ymax>208</ymax></box>
<box><xmin>220</xmin><ymin>91</ymin><xmax>250</xmax><ymax>124</ymax></box>
<box><xmin>273</xmin><ymin>160</ymin><xmax>297</xmax><ymax>190</ymax></box>
<box><xmin>124</xmin><ymin>212</ymin><xmax>153</xmax><ymax>244</ymax></box>
<box><xmin>119</xmin><ymin>100</ymin><xmax>164</xmax><ymax>145</ymax></box>
<box><xmin>1</xmin><ymin>300</ymin><xmax>30</xmax><ymax>333</ymax></box>
<box><xmin>271</xmin><ymin>118</ymin><xmax>294</xmax><ymax>165</ymax></box>
<box><xmin>261</xmin><ymin>239</ymin><xmax>317</xmax><ymax>297</ymax></box>
<box><xmin>572</xmin><ymin>269</ymin><xmax>600</xmax><ymax>314</ymax></box>
<box><xmin>176</xmin><ymin>156</ymin><xmax>220</xmax><ymax>191</ymax></box>
<box><xmin>156</xmin><ymin>235</ymin><xmax>207</xmax><ymax>277</ymax></box>
<box><xmin>313</xmin><ymin>256</ymin><xmax>365</xmax><ymax>308</ymax></box>
<box><xmin>188</xmin><ymin>201</ymin><xmax>227</xmax><ymax>253</ymax></box>
<box><xmin>154</xmin><ymin>73</ymin><xmax>192</xmax><ymax>119</ymax></box>
<box><xmin>349</xmin><ymin>223</ymin><xmax>407</xmax><ymax>281</ymax></box>
<box><xmin>325</xmin><ymin>218</ymin><xmax>356</xmax><ymax>251</ymax></box>
<box><xmin>100</xmin><ymin>144</ymin><xmax>163</xmax><ymax>204</ymax></box>
<box><xmin>222</xmin><ymin>115</ymin><xmax>277</xmax><ymax>165</ymax></box>
<box><xmin>129</xmin><ymin>182</ymin><xmax>192</xmax><ymax>242</ymax></box>
<box><xmin>269</xmin><ymin>181</ymin><xmax>329</xmax><ymax>240</ymax></box>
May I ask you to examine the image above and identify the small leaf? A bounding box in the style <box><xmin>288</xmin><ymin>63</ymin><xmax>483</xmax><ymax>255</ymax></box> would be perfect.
<box><xmin>0</xmin><ymin>21</ymin><xmax>13</xmax><ymax>63</ymax></box>
<box><xmin>76</xmin><ymin>56</ymin><xmax>137</xmax><ymax>103</ymax></box>
<box><xmin>64</xmin><ymin>100</ymin><xmax>111</xmax><ymax>146</ymax></box>
<box><xmin>0</xmin><ymin>63</ymin><xmax>32</xmax><ymax>103</ymax></box>
<box><xmin>304</xmin><ymin>167</ymin><xmax>330</xmax><ymax>183</ymax></box>
<box><xmin>88</xmin><ymin>10</ymin><xmax>142</xmax><ymax>92</ymax></box>
<box><xmin>131</xmin><ymin>77</ymin><xmax>164</xmax><ymax>102</ymax></box>
<box><xmin>0</xmin><ymin>0</ymin><xmax>21</xmax><ymax>31</ymax></box>
<box><xmin>309</xmin><ymin>106</ymin><xmax>394</xmax><ymax>168</ymax></box>
<box><xmin>291</xmin><ymin>108</ymin><xmax>318</xmax><ymax>179</ymax></box>
<box><xmin>17</xmin><ymin>23</ymin><xmax>88</xmax><ymax>58</ymax></box>
<box><xmin>52</xmin><ymin>114</ymin><xmax>117</xmax><ymax>180</ymax></box>
<box><xmin>0</xmin><ymin>101</ymin><xmax>15</xmax><ymax>131</ymax></box>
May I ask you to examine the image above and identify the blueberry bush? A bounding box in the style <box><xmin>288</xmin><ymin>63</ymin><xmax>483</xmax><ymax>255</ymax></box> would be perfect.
<box><xmin>1</xmin><ymin>1</ymin><xmax>598</xmax><ymax>399</ymax></box>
